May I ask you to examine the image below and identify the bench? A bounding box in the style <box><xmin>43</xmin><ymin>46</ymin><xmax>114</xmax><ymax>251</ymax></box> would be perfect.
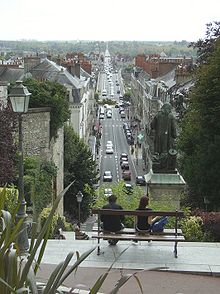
<box><xmin>92</xmin><ymin>209</ymin><xmax>185</xmax><ymax>258</ymax></box>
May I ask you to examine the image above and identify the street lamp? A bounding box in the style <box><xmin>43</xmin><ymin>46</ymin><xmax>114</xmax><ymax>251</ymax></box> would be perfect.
<box><xmin>76</xmin><ymin>191</ymin><xmax>84</xmax><ymax>228</ymax></box>
<box><xmin>8</xmin><ymin>80</ymin><xmax>31</xmax><ymax>254</ymax></box>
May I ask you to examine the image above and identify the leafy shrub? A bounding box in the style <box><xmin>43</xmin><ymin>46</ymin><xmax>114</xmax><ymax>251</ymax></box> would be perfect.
<box><xmin>0</xmin><ymin>186</ymin><xmax>18</xmax><ymax>214</ymax></box>
<box><xmin>24</xmin><ymin>156</ymin><xmax>57</xmax><ymax>217</ymax></box>
<box><xmin>40</xmin><ymin>207</ymin><xmax>73</xmax><ymax>238</ymax></box>
<box><xmin>194</xmin><ymin>210</ymin><xmax>220</xmax><ymax>241</ymax></box>
<box><xmin>180</xmin><ymin>216</ymin><xmax>204</xmax><ymax>241</ymax></box>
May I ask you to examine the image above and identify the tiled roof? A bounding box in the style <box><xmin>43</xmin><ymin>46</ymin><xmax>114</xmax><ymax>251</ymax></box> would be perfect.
<box><xmin>30</xmin><ymin>59</ymin><xmax>84</xmax><ymax>89</ymax></box>
<box><xmin>0</xmin><ymin>66</ymin><xmax>24</xmax><ymax>82</ymax></box>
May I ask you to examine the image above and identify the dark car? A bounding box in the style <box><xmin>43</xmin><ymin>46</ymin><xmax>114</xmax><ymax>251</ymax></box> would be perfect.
<box><xmin>122</xmin><ymin>170</ymin><xmax>131</xmax><ymax>181</ymax></box>
<box><xmin>121</xmin><ymin>161</ymin><xmax>129</xmax><ymax>170</ymax></box>
<box><xmin>120</xmin><ymin>153</ymin><xmax>128</xmax><ymax>164</ymax></box>
<box><xmin>120</xmin><ymin>152</ymin><xmax>128</xmax><ymax>159</ymax></box>
<box><xmin>136</xmin><ymin>176</ymin><xmax>146</xmax><ymax>186</ymax></box>
<box><xmin>123</xmin><ymin>183</ymin><xmax>133</xmax><ymax>194</ymax></box>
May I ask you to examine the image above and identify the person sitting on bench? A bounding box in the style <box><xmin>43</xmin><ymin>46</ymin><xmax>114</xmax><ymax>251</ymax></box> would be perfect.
<box><xmin>136</xmin><ymin>195</ymin><xmax>168</xmax><ymax>233</ymax></box>
<box><xmin>101</xmin><ymin>195</ymin><xmax>124</xmax><ymax>245</ymax></box>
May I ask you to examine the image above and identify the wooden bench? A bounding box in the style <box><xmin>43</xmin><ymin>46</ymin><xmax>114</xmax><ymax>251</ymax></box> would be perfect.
<box><xmin>92</xmin><ymin>209</ymin><xmax>185</xmax><ymax>258</ymax></box>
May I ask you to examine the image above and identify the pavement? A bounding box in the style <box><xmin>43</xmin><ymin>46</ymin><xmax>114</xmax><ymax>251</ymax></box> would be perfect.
<box><xmin>36</xmin><ymin>232</ymin><xmax>220</xmax><ymax>293</ymax></box>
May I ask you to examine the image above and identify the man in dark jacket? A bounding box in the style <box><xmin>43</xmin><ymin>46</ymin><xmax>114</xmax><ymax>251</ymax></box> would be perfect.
<box><xmin>101</xmin><ymin>195</ymin><xmax>124</xmax><ymax>244</ymax></box>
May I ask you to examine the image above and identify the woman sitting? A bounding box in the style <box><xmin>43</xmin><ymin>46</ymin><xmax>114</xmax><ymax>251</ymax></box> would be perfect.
<box><xmin>136</xmin><ymin>195</ymin><xmax>168</xmax><ymax>233</ymax></box>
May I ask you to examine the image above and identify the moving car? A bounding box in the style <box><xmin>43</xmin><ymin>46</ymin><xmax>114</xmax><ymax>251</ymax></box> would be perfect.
<box><xmin>106</xmin><ymin>140</ymin><xmax>113</xmax><ymax>147</ymax></box>
<box><xmin>123</xmin><ymin>183</ymin><xmax>133</xmax><ymax>194</ymax></box>
<box><xmin>104</xmin><ymin>188</ymin><xmax>113</xmax><ymax>197</ymax></box>
<box><xmin>103</xmin><ymin>171</ymin><xmax>113</xmax><ymax>182</ymax></box>
<box><xmin>136</xmin><ymin>176</ymin><xmax>146</xmax><ymax>186</ymax></box>
<box><xmin>102</xmin><ymin>89</ymin><xmax>107</xmax><ymax>96</ymax></box>
<box><xmin>106</xmin><ymin>146</ymin><xmax>114</xmax><ymax>154</ymax></box>
<box><xmin>122</xmin><ymin>170</ymin><xmax>131</xmax><ymax>181</ymax></box>
<box><xmin>106</xmin><ymin>111</ymin><xmax>112</xmax><ymax>118</ymax></box>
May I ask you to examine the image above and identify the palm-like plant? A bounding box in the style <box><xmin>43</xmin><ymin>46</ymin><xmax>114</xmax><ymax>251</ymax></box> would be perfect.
<box><xmin>0</xmin><ymin>183</ymin><xmax>95</xmax><ymax>294</ymax></box>
<box><xmin>0</xmin><ymin>185</ymin><xmax>145</xmax><ymax>293</ymax></box>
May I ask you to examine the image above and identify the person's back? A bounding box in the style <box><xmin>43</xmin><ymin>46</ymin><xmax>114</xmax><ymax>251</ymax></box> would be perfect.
<box><xmin>101</xmin><ymin>195</ymin><xmax>124</xmax><ymax>232</ymax></box>
<box><xmin>136</xmin><ymin>195</ymin><xmax>168</xmax><ymax>233</ymax></box>
<box><xmin>136</xmin><ymin>196</ymin><xmax>152</xmax><ymax>231</ymax></box>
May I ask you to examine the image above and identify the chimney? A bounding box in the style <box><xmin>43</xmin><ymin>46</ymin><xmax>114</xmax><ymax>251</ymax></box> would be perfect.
<box><xmin>24</xmin><ymin>55</ymin><xmax>41</xmax><ymax>73</ymax></box>
<box><xmin>74</xmin><ymin>61</ymin><xmax>80</xmax><ymax>79</ymax></box>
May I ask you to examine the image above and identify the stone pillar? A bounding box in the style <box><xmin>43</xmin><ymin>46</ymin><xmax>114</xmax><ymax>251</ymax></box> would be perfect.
<box><xmin>145</xmin><ymin>169</ymin><xmax>186</xmax><ymax>209</ymax></box>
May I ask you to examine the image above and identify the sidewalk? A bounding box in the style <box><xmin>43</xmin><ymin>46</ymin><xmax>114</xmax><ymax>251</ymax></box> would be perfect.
<box><xmin>37</xmin><ymin>237</ymin><xmax>220</xmax><ymax>293</ymax></box>
<box><xmin>40</xmin><ymin>234</ymin><xmax>220</xmax><ymax>276</ymax></box>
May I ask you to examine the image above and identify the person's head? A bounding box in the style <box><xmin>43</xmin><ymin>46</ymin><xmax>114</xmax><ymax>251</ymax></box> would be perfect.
<box><xmin>108</xmin><ymin>195</ymin><xmax>117</xmax><ymax>203</ymax></box>
<box><xmin>138</xmin><ymin>195</ymin><xmax>149</xmax><ymax>209</ymax></box>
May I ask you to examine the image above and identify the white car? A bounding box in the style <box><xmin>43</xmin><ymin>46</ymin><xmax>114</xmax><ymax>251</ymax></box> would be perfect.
<box><xmin>99</xmin><ymin>113</ymin><xmax>105</xmax><ymax>119</ymax></box>
<box><xmin>106</xmin><ymin>146</ymin><xmax>114</xmax><ymax>154</ymax></box>
<box><xmin>106</xmin><ymin>112</ymin><xmax>112</xmax><ymax>118</ymax></box>
<box><xmin>106</xmin><ymin>140</ymin><xmax>113</xmax><ymax>147</ymax></box>
<box><xmin>102</xmin><ymin>89</ymin><xmax>107</xmax><ymax>96</ymax></box>
<box><xmin>104</xmin><ymin>188</ymin><xmax>113</xmax><ymax>197</ymax></box>
<box><xmin>103</xmin><ymin>171</ymin><xmax>113</xmax><ymax>182</ymax></box>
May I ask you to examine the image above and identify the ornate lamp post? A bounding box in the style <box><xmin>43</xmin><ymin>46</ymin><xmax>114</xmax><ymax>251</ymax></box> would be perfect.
<box><xmin>76</xmin><ymin>191</ymin><xmax>83</xmax><ymax>228</ymax></box>
<box><xmin>8</xmin><ymin>81</ymin><xmax>31</xmax><ymax>254</ymax></box>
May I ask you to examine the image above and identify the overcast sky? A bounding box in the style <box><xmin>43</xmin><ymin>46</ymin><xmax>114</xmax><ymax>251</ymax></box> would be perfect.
<box><xmin>1</xmin><ymin>0</ymin><xmax>219</xmax><ymax>42</ymax></box>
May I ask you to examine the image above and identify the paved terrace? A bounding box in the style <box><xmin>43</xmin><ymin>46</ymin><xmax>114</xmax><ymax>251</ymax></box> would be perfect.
<box><xmin>40</xmin><ymin>232</ymin><xmax>220</xmax><ymax>276</ymax></box>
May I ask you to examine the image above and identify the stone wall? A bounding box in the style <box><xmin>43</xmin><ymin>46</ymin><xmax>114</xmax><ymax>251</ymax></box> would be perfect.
<box><xmin>23</xmin><ymin>107</ymin><xmax>51</xmax><ymax>159</ymax></box>
<box><xmin>22</xmin><ymin>107</ymin><xmax>64</xmax><ymax>214</ymax></box>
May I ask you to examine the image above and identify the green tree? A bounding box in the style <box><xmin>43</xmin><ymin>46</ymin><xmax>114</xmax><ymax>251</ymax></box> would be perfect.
<box><xmin>23</xmin><ymin>78</ymin><xmax>70</xmax><ymax>138</ymax></box>
<box><xmin>64</xmin><ymin>125</ymin><xmax>98</xmax><ymax>221</ymax></box>
<box><xmin>178</xmin><ymin>38</ymin><xmax>220</xmax><ymax>210</ymax></box>
<box><xmin>189</xmin><ymin>21</ymin><xmax>220</xmax><ymax>65</ymax></box>
<box><xmin>0</xmin><ymin>103</ymin><xmax>17</xmax><ymax>186</ymax></box>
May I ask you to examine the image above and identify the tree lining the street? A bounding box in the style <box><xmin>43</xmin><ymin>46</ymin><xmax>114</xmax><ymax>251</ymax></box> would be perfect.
<box><xmin>178</xmin><ymin>22</ymin><xmax>220</xmax><ymax>210</ymax></box>
<box><xmin>64</xmin><ymin>125</ymin><xmax>98</xmax><ymax>221</ymax></box>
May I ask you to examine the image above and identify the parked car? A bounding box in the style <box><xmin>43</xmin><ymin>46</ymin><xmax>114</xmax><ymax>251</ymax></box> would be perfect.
<box><xmin>99</xmin><ymin>113</ymin><xmax>105</xmax><ymax>119</ymax></box>
<box><xmin>120</xmin><ymin>153</ymin><xmax>128</xmax><ymax>164</ymax></box>
<box><xmin>120</xmin><ymin>153</ymin><xmax>128</xmax><ymax>159</ymax></box>
<box><xmin>136</xmin><ymin>176</ymin><xmax>146</xmax><ymax>186</ymax></box>
<box><xmin>122</xmin><ymin>170</ymin><xmax>131</xmax><ymax>181</ymax></box>
<box><xmin>119</xmin><ymin>107</ymin><xmax>124</xmax><ymax>113</ymax></box>
<box><xmin>120</xmin><ymin>111</ymin><xmax>126</xmax><ymax>119</ymax></box>
<box><xmin>123</xmin><ymin>122</ymin><xmax>129</xmax><ymax>130</ymax></box>
<box><xmin>121</xmin><ymin>161</ymin><xmax>129</xmax><ymax>170</ymax></box>
<box><xmin>103</xmin><ymin>171</ymin><xmax>113</xmax><ymax>182</ymax></box>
